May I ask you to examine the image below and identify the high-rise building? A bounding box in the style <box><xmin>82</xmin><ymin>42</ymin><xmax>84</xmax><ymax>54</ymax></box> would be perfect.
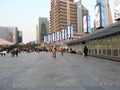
<box><xmin>50</xmin><ymin>0</ymin><xmax>77</xmax><ymax>33</ymax></box>
<box><xmin>96</xmin><ymin>0</ymin><xmax>112</xmax><ymax>26</ymax></box>
<box><xmin>76</xmin><ymin>0</ymin><xmax>89</xmax><ymax>33</ymax></box>
<box><xmin>0</xmin><ymin>26</ymin><xmax>19</xmax><ymax>44</ymax></box>
<box><xmin>18</xmin><ymin>31</ymin><xmax>22</xmax><ymax>43</ymax></box>
<box><xmin>36</xmin><ymin>24</ymin><xmax>39</xmax><ymax>44</ymax></box>
<box><xmin>36</xmin><ymin>17</ymin><xmax>49</xmax><ymax>44</ymax></box>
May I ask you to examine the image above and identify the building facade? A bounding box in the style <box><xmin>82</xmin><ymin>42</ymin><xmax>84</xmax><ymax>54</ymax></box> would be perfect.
<box><xmin>50</xmin><ymin>0</ymin><xmax>77</xmax><ymax>33</ymax></box>
<box><xmin>0</xmin><ymin>26</ymin><xmax>21</xmax><ymax>44</ymax></box>
<box><xmin>66</xmin><ymin>22</ymin><xmax>120</xmax><ymax>61</ymax></box>
<box><xmin>36</xmin><ymin>17</ymin><xmax>49</xmax><ymax>44</ymax></box>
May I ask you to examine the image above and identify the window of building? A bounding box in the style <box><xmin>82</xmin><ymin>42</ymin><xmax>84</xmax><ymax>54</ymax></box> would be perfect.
<box><xmin>106</xmin><ymin>37</ymin><xmax>112</xmax><ymax>56</ymax></box>
<box><xmin>111</xmin><ymin>35</ymin><xmax>119</xmax><ymax>56</ymax></box>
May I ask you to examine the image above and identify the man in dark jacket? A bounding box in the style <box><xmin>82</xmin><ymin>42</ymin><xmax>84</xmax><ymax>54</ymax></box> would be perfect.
<box><xmin>83</xmin><ymin>46</ymin><xmax>88</xmax><ymax>58</ymax></box>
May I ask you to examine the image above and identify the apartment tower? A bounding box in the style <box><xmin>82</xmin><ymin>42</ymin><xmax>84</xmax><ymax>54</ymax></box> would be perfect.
<box><xmin>50</xmin><ymin>0</ymin><xmax>77</xmax><ymax>34</ymax></box>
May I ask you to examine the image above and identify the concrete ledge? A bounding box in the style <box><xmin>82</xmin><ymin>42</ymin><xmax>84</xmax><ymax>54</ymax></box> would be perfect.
<box><xmin>89</xmin><ymin>55</ymin><xmax>120</xmax><ymax>62</ymax></box>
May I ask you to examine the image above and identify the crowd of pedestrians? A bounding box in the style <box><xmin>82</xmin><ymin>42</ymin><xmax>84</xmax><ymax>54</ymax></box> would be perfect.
<box><xmin>11</xmin><ymin>48</ymin><xmax>19</xmax><ymax>57</ymax></box>
<box><xmin>0</xmin><ymin>47</ymin><xmax>49</xmax><ymax>57</ymax></box>
<box><xmin>0</xmin><ymin>45</ymin><xmax>89</xmax><ymax>59</ymax></box>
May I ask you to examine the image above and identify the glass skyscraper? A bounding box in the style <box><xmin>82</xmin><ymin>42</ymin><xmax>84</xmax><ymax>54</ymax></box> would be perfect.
<box><xmin>36</xmin><ymin>17</ymin><xmax>49</xmax><ymax>44</ymax></box>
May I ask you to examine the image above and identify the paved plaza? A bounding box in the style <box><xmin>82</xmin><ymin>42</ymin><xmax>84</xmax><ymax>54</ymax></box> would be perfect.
<box><xmin>0</xmin><ymin>52</ymin><xmax>120</xmax><ymax>90</ymax></box>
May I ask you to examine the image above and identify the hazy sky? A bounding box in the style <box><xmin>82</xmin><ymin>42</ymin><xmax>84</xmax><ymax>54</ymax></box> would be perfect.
<box><xmin>0</xmin><ymin>0</ymin><xmax>114</xmax><ymax>43</ymax></box>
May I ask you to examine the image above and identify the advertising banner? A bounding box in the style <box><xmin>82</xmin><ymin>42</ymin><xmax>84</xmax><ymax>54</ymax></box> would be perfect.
<box><xmin>61</xmin><ymin>29</ymin><xmax>67</xmax><ymax>40</ymax></box>
<box><xmin>48</xmin><ymin>35</ymin><xmax>50</xmax><ymax>43</ymax></box>
<box><xmin>59</xmin><ymin>31</ymin><xmax>62</xmax><ymax>41</ymax></box>
<box><xmin>88</xmin><ymin>15</ymin><xmax>91</xmax><ymax>33</ymax></box>
<box><xmin>70</xmin><ymin>25</ymin><xmax>74</xmax><ymax>38</ymax></box>
<box><xmin>101</xmin><ymin>4</ymin><xmax>105</xmax><ymax>27</ymax></box>
<box><xmin>83</xmin><ymin>15</ymin><xmax>87</xmax><ymax>33</ymax></box>
<box><xmin>62</xmin><ymin>29</ymin><xmax>65</xmax><ymax>40</ymax></box>
<box><xmin>64</xmin><ymin>29</ymin><xmax>67</xmax><ymax>40</ymax></box>
<box><xmin>57</xmin><ymin>31</ymin><xmax>59</xmax><ymax>41</ymax></box>
<box><xmin>50</xmin><ymin>34</ymin><xmax>52</xmax><ymax>43</ymax></box>
<box><xmin>68</xmin><ymin>26</ymin><xmax>70</xmax><ymax>38</ymax></box>
<box><xmin>52</xmin><ymin>33</ymin><xmax>54</xmax><ymax>42</ymax></box>
<box><xmin>48</xmin><ymin>34</ymin><xmax>52</xmax><ymax>43</ymax></box>
<box><xmin>68</xmin><ymin>25</ymin><xmax>74</xmax><ymax>38</ymax></box>
<box><xmin>54</xmin><ymin>32</ymin><xmax>57</xmax><ymax>42</ymax></box>
<box><xmin>44</xmin><ymin>36</ymin><xmax>48</xmax><ymax>43</ymax></box>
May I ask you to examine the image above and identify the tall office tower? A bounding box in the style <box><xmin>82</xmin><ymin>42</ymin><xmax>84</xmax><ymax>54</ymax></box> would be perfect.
<box><xmin>50</xmin><ymin>0</ymin><xmax>77</xmax><ymax>34</ymax></box>
<box><xmin>36</xmin><ymin>17</ymin><xmax>49</xmax><ymax>44</ymax></box>
<box><xmin>76</xmin><ymin>0</ymin><xmax>89</xmax><ymax>33</ymax></box>
<box><xmin>18</xmin><ymin>31</ymin><xmax>22</xmax><ymax>43</ymax></box>
<box><xmin>36</xmin><ymin>24</ymin><xmax>39</xmax><ymax>44</ymax></box>
<box><xmin>0</xmin><ymin>26</ymin><xmax>18</xmax><ymax>44</ymax></box>
<box><xmin>96</xmin><ymin>0</ymin><xmax>112</xmax><ymax>26</ymax></box>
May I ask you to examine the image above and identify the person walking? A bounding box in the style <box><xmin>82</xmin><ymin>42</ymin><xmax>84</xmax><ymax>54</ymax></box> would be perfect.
<box><xmin>83</xmin><ymin>45</ymin><xmax>88</xmax><ymax>58</ymax></box>
<box><xmin>51</xmin><ymin>46</ymin><xmax>56</xmax><ymax>59</ymax></box>
<box><xmin>61</xmin><ymin>48</ymin><xmax>64</xmax><ymax>56</ymax></box>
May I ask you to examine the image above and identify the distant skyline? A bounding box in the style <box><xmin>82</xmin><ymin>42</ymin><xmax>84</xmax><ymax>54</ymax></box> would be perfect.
<box><xmin>0</xmin><ymin>0</ymin><xmax>114</xmax><ymax>43</ymax></box>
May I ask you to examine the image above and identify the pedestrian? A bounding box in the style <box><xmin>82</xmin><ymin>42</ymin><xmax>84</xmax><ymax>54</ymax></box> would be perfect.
<box><xmin>3</xmin><ymin>50</ymin><xmax>7</xmax><ymax>56</ymax></box>
<box><xmin>11</xmin><ymin>49</ymin><xmax>15</xmax><ymax>57</ymax></box>
<box><xmin>51</xmin><ymin>46</ymin><xmax>56</xmax><ymax>59</ymax></box>
<box><xmin>83</xmin><ymin>45</ymin><xmax>88</xmax><ymax>58</ymax></box>
<box><xmin>15</xmin><ymin>49</ymin><xmax>19</xmax><ymax>57</ymax></box>
<box><xmin>61</xmin><ymin>48</ymin><xmax>64</xmax><ymax>56</ymax></box>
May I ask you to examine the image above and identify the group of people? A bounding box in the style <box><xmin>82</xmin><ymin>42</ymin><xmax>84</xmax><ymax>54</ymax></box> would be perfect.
<box><xmin>51</xmin><ymin>45</ymin><xmax>88</xmax><ymax>59</ymax></box>
<box><xmin>11</xmin><ymin>49</ymin><xmax>19</xmax><ymax>57</ymax></box>
<box><xmin>1</xmin><ymin>45</ymin><xmax>88</xmax><ymax>59</ymax></box>
<box><xmin>51</xmin><ymin>46</ymin><xmax>64</xmax><ymax>59</ymax></box>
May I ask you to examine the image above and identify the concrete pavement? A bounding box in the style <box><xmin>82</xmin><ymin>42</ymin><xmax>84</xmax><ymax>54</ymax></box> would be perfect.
<box><xmin>0</xmin><ymin>52</ymin><xmax>120</xmax><ymax>90</ymax></box>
